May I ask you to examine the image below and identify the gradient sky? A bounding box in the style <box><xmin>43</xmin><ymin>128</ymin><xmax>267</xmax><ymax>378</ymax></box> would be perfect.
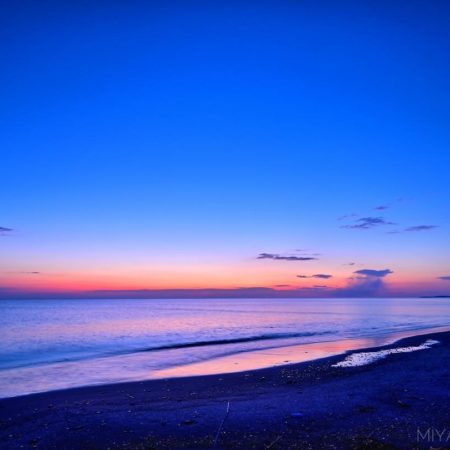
<box><xmin>1</xmin><ymin>1</ymin><xmax>450</xmax><ymax>298</ymax></box>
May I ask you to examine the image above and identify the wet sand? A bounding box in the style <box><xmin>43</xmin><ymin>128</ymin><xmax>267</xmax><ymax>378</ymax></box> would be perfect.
<box><xmin>1</xmin><ymin>331</ymin><xmax>449</xmax><ymax>449</ymax></box>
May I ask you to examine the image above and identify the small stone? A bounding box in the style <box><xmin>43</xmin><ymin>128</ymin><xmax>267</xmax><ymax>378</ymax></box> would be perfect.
<box><xmin>397</xmin><ymin>400</ymin><xmax>410</xmax><ymax>408</ymax></box>
<box><xmin>181</xmin><ymin>419</ymin><xmax>196</xmax><ymax>425</ymax></box>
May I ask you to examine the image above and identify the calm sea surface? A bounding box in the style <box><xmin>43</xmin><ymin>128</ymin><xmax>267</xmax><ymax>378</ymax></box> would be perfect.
<box><xmin>1</xmin><ymin>297</ymin><xmax>449</xmax><ymax>398</ymax></box>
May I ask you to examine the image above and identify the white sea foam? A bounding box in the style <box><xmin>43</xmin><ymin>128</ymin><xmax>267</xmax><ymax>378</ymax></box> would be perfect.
<box><xmin>332</xmin><ymin>339</ymin><xmax>440</xmax><ymax>368</ymax></box>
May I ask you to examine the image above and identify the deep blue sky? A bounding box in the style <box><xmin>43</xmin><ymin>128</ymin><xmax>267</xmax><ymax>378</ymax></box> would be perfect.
<box><xmin>1</xmin><ymin>1</ymin><xmax>450</xmax><ymax>297</ymax></box>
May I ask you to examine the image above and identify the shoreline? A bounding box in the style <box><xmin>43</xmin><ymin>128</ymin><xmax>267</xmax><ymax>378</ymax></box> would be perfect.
<box><xmin>2</xmin><ymin>324</ymin><xmax>449</xmax><ymax>400</ymax></box>
<box><xmin>150</xmin><ymin>324</ymin><xmax>450</xmax><ymax>380</ymax></box>
<box><xmin>1</xmin><ymin>330</ymin><xmax>449</xmax><ymax>449</ymax></box>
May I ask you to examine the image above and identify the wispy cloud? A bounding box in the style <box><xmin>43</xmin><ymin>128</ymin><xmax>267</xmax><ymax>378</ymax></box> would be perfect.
<box><xmin>0</xmin><ymin>226</ymin><xmax>13</xmax><ymax>235</ymax></box>
<box><xmin>337</xmin><ymin>213</ymin><xmax>358</xmax><ymax>221</ymax></box>
<box><xmin>297</xmin><ymin>273</ymin><xmax>332</xmax><ymax>279</ymax></box>
<box><xmin>387</xmin><ymin>224</ymin><xmax>438</xmax><ymax>234</ymax></box>
<box><xmin>438</xmin><ymin>276</ymin><xmax>450</xmax><ymax>281</ymax></box>
<box><xmin>342</xmin><ymin>217</ymin><xmax>395</xmax><ymax>230</ymax></box>
<box><xmin>257</xmin><ymin>253</ymin><xmax>318</xmax><ymax>261</ymax></box>
<box><xmin>404</xmin><ymin>225</ymin><xmax>437</xmax><ymax>232</ymax></box>
<box><xmin>354</xmin><ymin>269</ymin><xmax>393</xmax><ymax>277</ymax></box>
<box><xmin>298</xmin><ymin>285</ymin><xmax>328</xmax><ymax>290</ymax></box>
<box><xmin>3</xmin><ymin>271</ymin><xmax>40</xmax><ymax>275</ymax></box>
<box><xmin>340</xmin><ymin>201</ymin><xmax>438</xmax><ymax>235</ymax></box>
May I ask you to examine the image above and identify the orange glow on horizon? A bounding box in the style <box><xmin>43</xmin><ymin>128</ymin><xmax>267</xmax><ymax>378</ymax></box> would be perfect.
<box><xmin>1</xmin><ymin>260</ymin><xmax>448</xmax><ymax>296</ymax></box>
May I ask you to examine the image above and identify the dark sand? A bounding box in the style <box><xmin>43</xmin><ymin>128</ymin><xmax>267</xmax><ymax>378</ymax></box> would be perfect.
<box><xmin>1</xmin><ymin>331</ymin><xmax>449</xmax><ymax>450</ymax></box>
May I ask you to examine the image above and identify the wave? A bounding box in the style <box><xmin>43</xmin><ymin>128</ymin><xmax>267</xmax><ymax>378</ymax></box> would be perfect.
<box><xmin>136</xmin><ymin>331</ymin><xmax>333</xmax><ymax>352</ymax></box>
<box><xmin>0</xmin><ymin>331</ymin><xmax>334</xmax><ymax>371</ymax></box>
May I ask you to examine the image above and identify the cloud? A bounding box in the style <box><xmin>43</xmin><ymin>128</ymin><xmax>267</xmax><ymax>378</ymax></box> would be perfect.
<box><xmin>297</xmin><ymin>273</ymin><xmax>332</xmax><ymax>279</ymax></box>
<box><xmin>257</xmin><ymin>253</ymin><xmax>317</xmax><ymax>261</ymax></box>
<box><xmin>312</xmin><ymin>273</ymin><xmax>332</xmax><ymax>279</ymax></box>
<box><xmin>298</xmin><ymin>286</ymin><xmax>328</xmax><ymax>290</ymax></box>
<box><xmin>337</xmin><ymin>277</ymin><xmax>385</xmax><ymax>296</ymax></box>
<box><xmin>0</xmin><ymin>226</ymin><xmax>13</xmax><ymax>235</ymax></box>
<box><xmin>275</xmin><ymin>284</ymin><xmax>291</xmax><ymax>287</ymax></box>
<box><xmin>374</xmin><ymin>205</ymin><xmax>389</xmax><ymax>210</ymax></box>
<box><xmin>342</xmin><ymin>216</ymin><xmax>395</xmax><ymax>230</ymax></box>
<box><xmin>336</xmin><ymin>268</ymin><xmax>393</xmax><ymax>297</ymax></box>
<box><xmin>387</xmin><ymin>225</ymin><xmax>438</xmax><ymax>234</ymax></box>
<box><xmin>5</xmin><ymin>271</ymin><xmax>40</xmax><ymax>275</ymax></box>
<box><xmin>438</xmin><ymin>276</ymin><xmax>450</xmax><ymax>281</ymax></box>
<box><xmin>354</xmin><ymin>269</ymin><xmax>393</xmax><ymax>278</ymax></box>
<box><xmin>337</xmin><ymin>213</ymin><xmax>358</xmax><ymax>221</ymax></box>
<box><xmin>404</xmin><ymin>225</ymin><xmax>437</xmax><ymax>232</ymax></box>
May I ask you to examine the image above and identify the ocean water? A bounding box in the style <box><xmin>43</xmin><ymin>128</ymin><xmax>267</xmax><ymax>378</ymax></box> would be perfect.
<box><xmin>0</xmin><ymin>297</ymin><xmax>449</xmax><ymax>398</ymax></box>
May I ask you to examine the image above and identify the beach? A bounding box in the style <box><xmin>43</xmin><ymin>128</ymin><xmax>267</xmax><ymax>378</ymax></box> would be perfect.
<box><xmin>1</xmin><ymin>330</ymin><xmax>449</xmax><ymax>449</ymax></box>
<box><xmin>4</xmin><ymin>0</ymin><xmax>450</xmax><ymax>447</ymax></box>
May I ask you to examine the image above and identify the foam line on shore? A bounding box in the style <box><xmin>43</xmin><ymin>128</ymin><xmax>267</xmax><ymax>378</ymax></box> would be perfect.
<box><xmin>332</xmin><ymin>339</ymin><xmax>440</xmax><ymax>368</ymax></box>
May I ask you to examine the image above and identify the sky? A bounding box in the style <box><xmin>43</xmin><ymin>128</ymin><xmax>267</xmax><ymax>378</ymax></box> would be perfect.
<box><xmin>1</xmin><ymin>0</ymin><xmax>450</xmax><ymax>298</ymax></box>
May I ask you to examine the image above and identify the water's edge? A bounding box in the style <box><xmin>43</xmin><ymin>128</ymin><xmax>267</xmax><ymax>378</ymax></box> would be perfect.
<box><xmin>2</xmin><ymin>325</ymin><xmax>449</xmax><ymax>400</ymax></box>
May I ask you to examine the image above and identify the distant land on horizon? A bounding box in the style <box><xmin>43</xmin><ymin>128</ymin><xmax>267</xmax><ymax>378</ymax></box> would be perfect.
<box><xmin>1</xmin><ymin>288</ymin><xmax>450</xmax><ymax>300</ymax></box>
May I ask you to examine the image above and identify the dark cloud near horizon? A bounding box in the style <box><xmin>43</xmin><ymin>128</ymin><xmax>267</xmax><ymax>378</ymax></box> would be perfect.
<box><xmin>298</xmin><ymin>286</ymin><xmax>327</xmax><ymax>290</ymax></box>
<box><xmin>257</xmin><ymin>253</ymin><xmax>317</xmax><ymax>261</ymax></box>
<box><xmin>342</xmin><ymin>216</ymin><xmax>394</xmax><ymax>230</ymax></box>
<box><xmin>0</xmin><ymin>226</ymin><xmax>13</xmax><ymax>235</ymax></box>
<box><xmin>297</xmin><ymin>273</ymin><xmax>332</xmax><ymax>279</ymax></box>
<box><xmin>438</xmin><ymin>276</ymin><xmax>450</xmax><ymax>281</ymax></box>
<box><xmin>354</xmin><ymin>269</ymin><xmax>393</xmax><ymax>278</ymax></box>
<box><xmin>404</xmin><ymin>225</ymin><xmax>437</xmax><ymax>232</ymax></box>
<box><xmin>336</xmin><ymin>268</ymin><xmax>393</xmax><ymax>297</ymax></box>
<box><xmin>4</xmin><ymin>271</ymin><xmax>40</xmax><ymax>275</ymax></box>
<box><xmin>337</xmin><ymin>277</ymin><xmax>385</xmax><ymax>296</ymax></box>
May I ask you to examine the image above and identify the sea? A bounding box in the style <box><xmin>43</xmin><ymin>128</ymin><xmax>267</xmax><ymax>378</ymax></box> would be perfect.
<box><xmin>1</xmin><ymin>297</ymin><xmax>449</xmax><ymax>398</ymax></box>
